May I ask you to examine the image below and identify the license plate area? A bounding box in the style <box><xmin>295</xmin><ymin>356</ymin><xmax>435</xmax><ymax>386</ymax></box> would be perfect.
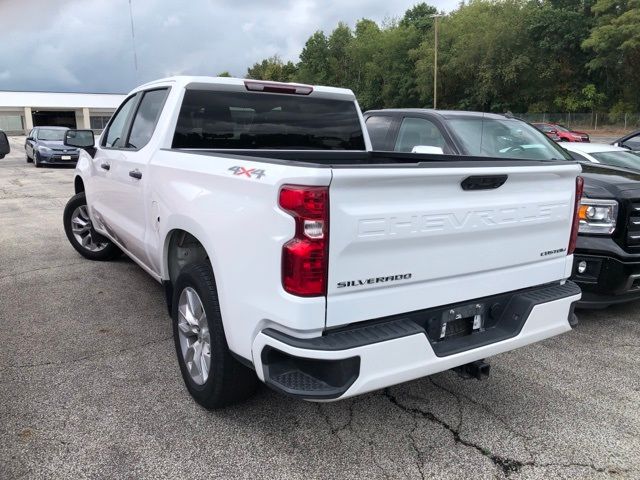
<box><xmin>61</xmin><ymin>155</ymin><xmax>71</xmax><ymax>160</ymax></box>
<box><xmin>436</xmin><ymin>303</ymin><xmax>485</xmax><ymax>341</ymax></box>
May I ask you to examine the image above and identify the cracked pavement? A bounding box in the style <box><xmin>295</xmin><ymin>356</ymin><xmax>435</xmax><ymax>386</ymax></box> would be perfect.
<box><xmin>1</xmin><ymin>137</ymin><xmax>639</xmax><ymax>479</ymax></box>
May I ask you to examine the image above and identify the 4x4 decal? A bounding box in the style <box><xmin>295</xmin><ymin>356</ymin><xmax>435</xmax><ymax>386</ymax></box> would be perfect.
<box><xmin>229</xmin><ymin>166</ymin><xmax>266</xmax><ymax>179</ymax></box>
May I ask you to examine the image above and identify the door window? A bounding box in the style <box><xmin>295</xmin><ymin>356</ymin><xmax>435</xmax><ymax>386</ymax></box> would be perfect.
<box><xmin>624</xmin><ymin>134</ymin><xmax>640</xmax><ymax>151</ymax></box>
<box><xmin>365</xmin><ymin>116</ymin><xmax>394</xmax><ymax>150</ymax></box>
<box><xmin>128</xmin><ymin>89</ymin><xmax>169</xmax><ymax>149</ymax></box>
<box><xmin>103</xmin><ymin>95</ymin><xmax>137</xmax><ymax>148</ymax></box>
<box><xmin>394</xmin><ymin>117</ymin><xmax>446</xmax><ymax>153</ymax></box>
<box><xmin>567</xmin><ymin>150</ymin><xmax>591</xmax><ymax>163</ymax></box>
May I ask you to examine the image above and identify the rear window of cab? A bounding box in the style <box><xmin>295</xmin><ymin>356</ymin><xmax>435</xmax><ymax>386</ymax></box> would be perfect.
<box><xmin>172</xmin><ymin>90</ymin><xmax>365</xmax><ymax>150</ymax></box>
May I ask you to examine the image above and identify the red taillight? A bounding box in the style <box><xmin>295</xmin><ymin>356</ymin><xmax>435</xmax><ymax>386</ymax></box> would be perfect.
<box><xmin>244</xmin><ymin>80</ymin><xmax>313</xmax><ymax>95</ymax></box>
<box><xmin>279</xmin><ymin>185</ymin><xmax>328</xmax><ymax>296</ymax></box>
<box><xmin>568</xmin><ymin>176</ymin><xmax>584</xmax><ymax>255</ymax></box>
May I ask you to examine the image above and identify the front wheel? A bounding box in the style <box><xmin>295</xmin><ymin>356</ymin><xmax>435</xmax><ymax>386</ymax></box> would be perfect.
<box><xmin>172</xmin><ymin>263</ymin><xmax>258</xmax><ymax>409</ymax></box>
<box><xmin>63</xmin><ymin>192</ymin><xmax>121</xmax><ymax>260</ymax></box>
<box><xmin>34</xmin><ymin>152</ymin><xmax>42</xmax><ymax>167</ymax></box>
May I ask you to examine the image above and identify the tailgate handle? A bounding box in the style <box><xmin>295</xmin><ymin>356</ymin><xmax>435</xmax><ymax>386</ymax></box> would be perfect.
<box><xmin>461</xmin><ymin>175</ymin><xmax>507</xmax><ymax>191</ymax></box>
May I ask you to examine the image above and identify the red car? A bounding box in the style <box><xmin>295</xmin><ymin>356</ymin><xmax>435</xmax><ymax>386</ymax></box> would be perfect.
<box><xmin>532</xmin><ymin>123</ymin><xmax>561</xmax><ymax>142</ymax></box>
<box><xmin>533</xmin><ymin>122</ymin><xmax>590</xmax><ymax>142</ymax></box>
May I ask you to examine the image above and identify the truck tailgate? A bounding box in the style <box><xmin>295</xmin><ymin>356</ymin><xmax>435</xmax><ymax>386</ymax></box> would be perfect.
<box><xmin>326</xmin><ymin>163</ymin><xmax>580</xmax><ymax>327</ymax></box>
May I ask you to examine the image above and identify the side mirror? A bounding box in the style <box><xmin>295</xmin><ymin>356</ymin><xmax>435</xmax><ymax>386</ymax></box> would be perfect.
<box><xmin>64</xmin><ymin>129</ymin><xmax>95</xmax><ymax>148</ymax></box>
<box><xmin>612</xmin><ymin>142</ymin><xmax>620</xmax><ymax>147</ymax></box>
<box><xmin>412</xmin><ymin>145</ymin><xmax>444</xmax><ymax>155</ymax></box>
<box><xmin>0</xmin><ymin>131</ymin><xmax>10</xmax><ymax>159</ymax></box>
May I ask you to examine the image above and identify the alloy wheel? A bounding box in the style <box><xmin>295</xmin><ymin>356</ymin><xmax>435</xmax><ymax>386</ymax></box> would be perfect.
<box><xmin>177</xmin><ymin>287</ymin><xmax>211</xmax><ymax>385</ymax></box>
<box><xmin>70</xmin><ymin>205</ymin><xmax>108</xmax><ymax>252</ymax></box>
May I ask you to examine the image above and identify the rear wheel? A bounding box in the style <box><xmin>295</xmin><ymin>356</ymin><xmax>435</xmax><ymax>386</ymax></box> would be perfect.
<box><xmin>172</xmin><ymin>263</ymin><xmax>258</xmax><ymax>409</ymax></box>
<box><xmin>63</xmin><ymin>192</ymin><xmax>121</xmax><ymax>260</ymax></box>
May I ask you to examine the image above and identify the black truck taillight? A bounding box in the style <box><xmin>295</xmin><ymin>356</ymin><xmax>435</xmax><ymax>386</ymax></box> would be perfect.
<box><xmin>279</xmin><ymin>185</ymin><xmax>329</xmax><ymax>296</ymax></box>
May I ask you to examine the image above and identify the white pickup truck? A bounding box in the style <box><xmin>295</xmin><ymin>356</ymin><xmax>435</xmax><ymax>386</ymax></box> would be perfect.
<box><xmin>62</xmin><ymin>76</ymin><xmax>582</xmax><ymax>409</ymax></box>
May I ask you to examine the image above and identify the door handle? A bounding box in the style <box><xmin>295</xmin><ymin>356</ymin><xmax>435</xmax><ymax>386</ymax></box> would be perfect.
<box><xmin>461</xmin><ymin>175</ymin><xmax>508</xmax><ymax>191</ymax></box>
<box><xmin>100</xmin><ymin>163</ymin><xmax>110</xmax><ymax>171</ymax></box>
<box><xmin>129</xmin><ymin>169</ymin><xmax>142</xmax><ymax>179</ymax></box>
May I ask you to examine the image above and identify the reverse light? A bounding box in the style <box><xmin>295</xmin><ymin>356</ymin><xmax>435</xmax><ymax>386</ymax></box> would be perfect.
<box><xmin>568</xmin><ymin>176</ymin><xmax>584</xmax><ymax>255</ymax></box>
<box><xmin>279</xmin><ymin>185</ymin><xmax>329</xmax><ymax>296</ymax></box>
<box><xmin>578</xmin><ymin>198</ymin><xmax>618</xmax><ymax>235</ymax></box>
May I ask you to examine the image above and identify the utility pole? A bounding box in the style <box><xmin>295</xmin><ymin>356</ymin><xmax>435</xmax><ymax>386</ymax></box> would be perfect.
<box><xmin>430</xmin><ymin>14</ymin><xmax>445</xmax><ymax>110</ymax></box>
<box><xmin>128</xmin><ymin>0</ymin><xmax>139</xmax><ymax>83</ymax></box>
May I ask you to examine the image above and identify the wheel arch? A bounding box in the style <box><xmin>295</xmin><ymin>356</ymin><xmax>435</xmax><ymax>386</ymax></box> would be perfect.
<box><xmin>162</xmin><ymin>223</ymin><xmax>217</xmax><ymax>315</ymax></box>
<box><xmin>74</xmin><ymin>175</ymin><xmax>85</xmax><ymax>194</ymax></box>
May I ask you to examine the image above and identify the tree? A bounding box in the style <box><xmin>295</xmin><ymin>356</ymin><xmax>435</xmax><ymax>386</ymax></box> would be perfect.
<box><xmin>400</xmin><ymin>3</ymin><xmax>438</xmax><ymax>33</ymax></box>
<box><xmin>246</xmin><ymin>55</ymin><xmax>297</xmax><ymax>82</ymax></box>
<box><xmin>240</xmin><ymin>0</ymin><xmax>633</xmax><ymax>113</ymax></box>
<box><xmin>296</xmin><ymin>31</ymin><xmax>331</xmax><ymax>84</ymax></box>
<box><xmin>583</xmin><ymin>0</ymin><xmax>640</xmax><ymax>109</ymax></box>
<box><xmin>217</xmin><ymin>71</ymin><xmax>231</xmax><ymax>77</ymax></box>
<box><xmin>413</xmin><ymin>0</ymin><xmax>537</xmax><ymax>111</ymax></box>
<box><xmin>326</xmin><ymin>23</ymin><xmax>354</xmax><ymax>87</ymax></box>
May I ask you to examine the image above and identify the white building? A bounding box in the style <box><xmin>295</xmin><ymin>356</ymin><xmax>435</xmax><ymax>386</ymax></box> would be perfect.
<box><xmin>0</xmin><ymin>91</ymin><xmax>126</xmax><ymax>134</ymax></box>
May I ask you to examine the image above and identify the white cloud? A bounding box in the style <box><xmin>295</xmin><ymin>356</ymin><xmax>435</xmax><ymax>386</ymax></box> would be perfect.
<box><xmin>0</xmin><ymin>0</ymin><xmax>460</xmax><ymax>93</ymax></box>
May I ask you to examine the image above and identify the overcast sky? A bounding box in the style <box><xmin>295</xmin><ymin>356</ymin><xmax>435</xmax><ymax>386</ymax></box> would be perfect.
<box><xmin>0</xmin><ymin>0</ymin><xmax>459</xmax><ymax>94</ymax></box>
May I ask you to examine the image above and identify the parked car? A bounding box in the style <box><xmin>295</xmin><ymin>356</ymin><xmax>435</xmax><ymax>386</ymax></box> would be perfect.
<box><xmin>562</xmin><ymin>143</ymin><xmax>640</xmax><ymax>171</ymax></box>
<box><xmin>62</xmin><ymin>77</ymin><xmax>581</xmax><ymax>409</ymax></box>
<box><xmin>25</xmin><ymin>126</ymin><xmax>80</xmax><ymax>167</ymax></box>
<box><xmin>532</xmin><ymin>122</ymin><xmax>590</xmax><ymax>142</ymax></box>
<box><xmin>533</xmin><ymin>123</ymin><xmax>561</xmax><ymax>142</ymax></box>
<box><xmin>364</xmin><ymin>109</ymin><xmax>572</xmax><ymax>161</ymax></box>
<box><xmin>0</xmin><ymin>129</ymin><xmax>9</xmax><ymax>159</ymax></box>
<box><xmin>613</xmin><ymin>130</ymin><xmax>640</xmax><ymax>151</ymax></box>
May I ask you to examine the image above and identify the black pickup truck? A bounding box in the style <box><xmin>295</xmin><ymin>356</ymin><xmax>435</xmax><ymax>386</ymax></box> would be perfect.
<box><xmin>364</xmin><ymin>109</ymin><xmax>640</xmax><ymax>308</ymax></box>
<box><xmin>572</xmin><ymin>163</ymin><xmax>640</xmax><ymax>307</ymax></box>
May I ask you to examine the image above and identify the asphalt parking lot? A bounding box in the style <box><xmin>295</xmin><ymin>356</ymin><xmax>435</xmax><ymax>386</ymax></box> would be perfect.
<box><xmin>1</xmin><ymin>137</ymin><xmax>638</xmax><ymax>480</ymax></box>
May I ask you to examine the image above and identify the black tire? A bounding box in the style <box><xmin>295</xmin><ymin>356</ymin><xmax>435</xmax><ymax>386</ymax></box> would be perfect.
<box><xmin>172</xmin><ymin>263</ymin><xmax>258</xmax><ymax>409</ymax></box>
<box><xmin>63</xmin><ymin>192</ymin><xmax>121</xmax><ymax>261</ymax></box>
<box><xmin>34</xmin><ymin>152</ymin><xmax>42</xmax><ymax>167</ymax></box>
<box><xmin>26</xmin><ymin>153</ymin><xmax>33</xmax><ymax>163</ymax></box>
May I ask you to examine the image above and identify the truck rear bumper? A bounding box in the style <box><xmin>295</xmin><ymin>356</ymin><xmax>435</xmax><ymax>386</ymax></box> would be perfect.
<box><xmin>251</xmin><ymin>282</ymin><xmax>581</xmax><ymax>401</ymax></box>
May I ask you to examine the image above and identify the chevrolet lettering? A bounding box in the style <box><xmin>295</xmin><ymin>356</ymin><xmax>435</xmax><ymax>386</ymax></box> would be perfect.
<box><xmin>358</xmin><ymin>203</ymin><xmax>569</xmax><ymax>238</ymax></box>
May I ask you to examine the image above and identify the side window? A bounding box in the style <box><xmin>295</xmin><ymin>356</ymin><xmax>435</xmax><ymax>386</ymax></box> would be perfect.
<box><xmin>103</xmin><ymin>95</ymin><xmax>137</xmax><ymax>148</ymax></box>
<box><xmin>30</xmin><ymin>129</ymin><xmax>36</xmax><ymax>139</ymax></box>
<box><xmin>624</xmin><ymin>134</ymin><xmax>640</xmax><ymax>150</ymax></box>
<box><xmin>365</xmin><ymin>115</ymin><xmax>394</xmax><ymax>150</ymax></box>
<box><xmin>127</xmin><ymin>88</ymin><xmax>169</xmax><ymax>149</ymax></box>
<box><xmin>568</xmin><ymin>151</ymin><xmax>591</xmax><ymax>163</ymax></box>
<box><xmin>394</xmin><ymin>117</ymin><xmax>447</xmax><ymax>153</ymax></box>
